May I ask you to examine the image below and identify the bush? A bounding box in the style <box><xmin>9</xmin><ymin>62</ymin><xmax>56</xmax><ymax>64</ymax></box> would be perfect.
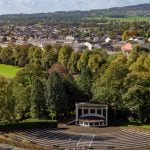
<box><xmin>0</xmin><ymin>120</ymin><xmax>57</xmax><ymax>131</ymax></box>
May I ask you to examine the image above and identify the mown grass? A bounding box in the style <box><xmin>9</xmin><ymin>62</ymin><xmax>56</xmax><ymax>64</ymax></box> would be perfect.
<box><xmin>125</xmin><ymin>124</ymin><xmax>150</xmax><ymax>133</ymax></box>
<box><xmin>0</xmin><ymin>64</ymin><xmax>21</xmax><ymax>78</ymax></box>
<box><xmin>140</xmin><ymin>125</ymin><xmax>150</xmax><ymax>129</ymax></box>
<box><xmin>117</xmin><ymin>119</ymin><xmax>150</xmax><ymax>131</ymax></box>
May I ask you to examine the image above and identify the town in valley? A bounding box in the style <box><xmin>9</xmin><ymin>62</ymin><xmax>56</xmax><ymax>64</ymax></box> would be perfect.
<box><xmin>0</xmin><ymin>2</ymin><xmax>150</xmax><ymax>150</ymax></box>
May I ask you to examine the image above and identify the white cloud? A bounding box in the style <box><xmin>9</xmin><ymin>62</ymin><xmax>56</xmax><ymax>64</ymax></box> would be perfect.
<box><xmin>0</xmin><ymin>0</ymin><xmax>149</xmax><ymax>14</ymax></box>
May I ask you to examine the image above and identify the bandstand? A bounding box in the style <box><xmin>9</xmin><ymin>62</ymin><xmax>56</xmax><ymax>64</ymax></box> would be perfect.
<box><xmin>76</xmin><ymin>103</ymin><xmax>108</xmax><ymax>127</ymax></box>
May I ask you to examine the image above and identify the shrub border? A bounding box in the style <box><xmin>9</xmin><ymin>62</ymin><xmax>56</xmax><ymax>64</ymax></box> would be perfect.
<box><xmin>0</xmin><ymin>120</ymin><xmax>57</xmax><ymax>131</ymax></box>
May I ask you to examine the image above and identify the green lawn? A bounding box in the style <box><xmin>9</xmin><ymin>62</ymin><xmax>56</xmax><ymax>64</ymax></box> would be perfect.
<box><xmin>139</xmin><ymin>125</ymin><xmax>150</xmax><ymax>129</ymax></box>
<box><xmin>124</xmin><ymin>124</ymin><xmax>150</xmax><ymax>133</ymax></box>
<box><xmin>0</xmin><ymin>64</ymin><xmax>21</xmax><ymax>78</ymax></box>
<box><xmin>118</xmin><ymin>120</ymin><xmax>150</xmax><ymax>131</ymax></box>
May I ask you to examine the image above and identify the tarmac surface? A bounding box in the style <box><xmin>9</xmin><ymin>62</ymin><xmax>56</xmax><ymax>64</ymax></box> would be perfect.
<box><xmin>5</xmin><ymin>125</ymin><xmax>150</xmax><ymax>150</ymax></box>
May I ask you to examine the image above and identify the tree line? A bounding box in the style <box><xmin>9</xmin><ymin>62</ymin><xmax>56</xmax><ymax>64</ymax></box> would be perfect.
<box><xmin>0</xmin><ymin>44</ymin><xmax>150</xmax><ymax>124</ymax></box>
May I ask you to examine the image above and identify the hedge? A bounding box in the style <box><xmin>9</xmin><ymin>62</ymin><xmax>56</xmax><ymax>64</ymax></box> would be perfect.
<box><xmin>0</xmin><ymin>120</ymin><xmax>57</xmax><ymax>131</ymax></box>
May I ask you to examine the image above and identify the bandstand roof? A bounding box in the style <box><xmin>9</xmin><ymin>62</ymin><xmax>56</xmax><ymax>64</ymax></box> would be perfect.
<box><xmin>76</xmin><ymin>102</ymin><xmax>107</xmax><ymax>108</ymax></box>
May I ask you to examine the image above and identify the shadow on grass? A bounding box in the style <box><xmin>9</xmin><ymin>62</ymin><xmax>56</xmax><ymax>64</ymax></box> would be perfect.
<box><xmin>117</xmin><ymin>119</ymin><xmax>140</xmax><ymax>126</ymax></box>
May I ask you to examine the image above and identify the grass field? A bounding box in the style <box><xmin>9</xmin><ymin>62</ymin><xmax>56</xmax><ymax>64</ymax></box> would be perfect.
<box><xmin>0</xmin><ymin>64</ymin><xmax>21</xmax><ymax>78</ymax></box>
<box><xmin>118</xmin><ymin>120</ymin><xmax>150</xmax><ymax>132</ymax></box>
<box><xmin>125</xmin><ymin>124</ymin><xmax>150</xmax><ymax>133</ymax></box>
<box><xmin>141</xmin><ymin>125</ymin><xmax>150</xmax><ymax>129</ymax></box>
<box><xmin>83</xmin><ymin>16</ymin><xmax>150</xmax><ymax>22</ymax></box>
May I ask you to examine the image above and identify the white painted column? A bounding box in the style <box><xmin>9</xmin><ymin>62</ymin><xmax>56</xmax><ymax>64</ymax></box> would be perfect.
<box><xmin>76</xmin><ymin>105</ymin><xmax>78</xmax><ymax>125</ymax></box>
<box><xmin>101</xmin><ymin>109</ymin><xmax>103</xmax><ymax>116</ymax></box>
<box><xmin>82</xmin><ymin>107</ymin><xmax>84</xmax><ymax>116</ymax></box>
<box><xmin>95</xmin><ymin>109</ymin><xmax>97</xmax><ymax>115</ymax></box>
<box><xmin>88</xmin><ymin>108</ymin><xmax>90</xmax><ymax>115</ymax></box>
<box><xmin>106</xmin><ymin>106</ymin><xmax>108</xmax><ymax>126</ymax></box>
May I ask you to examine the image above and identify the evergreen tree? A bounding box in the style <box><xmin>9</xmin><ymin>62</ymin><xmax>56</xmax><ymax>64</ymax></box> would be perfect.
<box><xmin>30</xmin><ymin>79</ymin><xmax>45</xmax><ymax>119</ymax></box>
<box><xmin>46</xmin><ymin>72</ymin><xmax>68</xmax><ymax>119</ymax></box>
<box><xmin>0</xmin><ymin>76</ymin><xmax>15</xmax><ymax>122</ymax></box>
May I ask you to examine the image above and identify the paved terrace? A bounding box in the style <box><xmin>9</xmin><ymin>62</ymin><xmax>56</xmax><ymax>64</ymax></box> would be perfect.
<box><xmin>3</xmin><ymin>125</ymin><xmax>150</xmax><ymax>150</ymax></box>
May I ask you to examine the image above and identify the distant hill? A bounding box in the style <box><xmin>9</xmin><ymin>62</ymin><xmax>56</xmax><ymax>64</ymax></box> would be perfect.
<box><xmin>86</xmin><ymin>3</ymin><xmax>150</xmax><ymax>18</ymax></box>
<box><xmin>99</xmin><ymin>3</ymin><xmax>150</xmax><ymax>18</ymax></box>
<box><xmin>0</xmin><ymin>3</ymin><xmax>149</xmax><ymax>25</ymax></box>
<box><xmin>110</xmin><ymin>3</ymin><xmax>150</xmax><ymax>11</ymax></box>
<box><xmin>107</xmin><ymin>4</ymin><xmax>150</xmax><ymax>17</ymax></box>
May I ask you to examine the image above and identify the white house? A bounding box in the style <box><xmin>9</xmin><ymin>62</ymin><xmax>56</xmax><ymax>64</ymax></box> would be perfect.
<box><xmin>65</xmin><ymin>35</ymin><xmax>75</xmax><ymax>44</ymax></box>
<box><xmin>83</xmin><ymin>42</ymin><xmax>93</xmax><ymax>50</ymax></box>
<box><xmin>129</xmin><ymin>37</ymin><xmax>134</xmax><ymax>41</ymax></box>
<box><xmin>134</xmin><ymin>38</ymin><xmax>139</xmax><ymax>42</ymax></box>
<box><xmin>105</xmin><ymin>37</ymin><xmax>111</xmax><ymax>43</ymax></box>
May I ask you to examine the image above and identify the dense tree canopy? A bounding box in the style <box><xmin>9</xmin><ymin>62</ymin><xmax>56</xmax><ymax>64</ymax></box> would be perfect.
<box><xmin>0</xmin><ymin>76</ymin><xmax>15</xmax><ymax>122</ymax></box>
<box><xmin>92</xmin><ymin>55</ymin><xmax>128</xmax><ymax>120</ymax></box>
<box><xmin>58</xmin><ymin>45</ymin><xmax>73</xmax><ymax>67</ymax></box>
<box><xmin>123</xmin><ymin>72</ymin><xmax>150</xmax><ymax>123</ymax></box>
<box><xmin>30</xmin><ymin>79</ymin><xmax>46</xmax><ymax>119</ymax></box>
<box><xmin>46</xmin><ymin>72</ymin><xmax>68</xmax><ymax>119</ymax></box>
<box><xmin>0</xmin><ymin>44</ymin><xmax>149</xmax><ymax>124</ymax></box>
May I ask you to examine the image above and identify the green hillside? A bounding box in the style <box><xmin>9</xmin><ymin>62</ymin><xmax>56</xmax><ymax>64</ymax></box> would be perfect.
<box><xmin>0</xmin><ymin>3</ymin><xmax>149</xmax><ymax>25</ymax></box>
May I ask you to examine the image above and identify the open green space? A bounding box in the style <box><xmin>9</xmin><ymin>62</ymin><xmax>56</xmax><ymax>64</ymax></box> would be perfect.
<box><xmin>118</xmin><ymin>120</ymin><xmax>150</xmax><ymax>132</ymax></box>
<box><xmin>83</xmin><ymin>16</ymin><xmax>150</xmax><ymax>22</ymax></box>
<box><xmin>0</xmin><ymin>64</ymin><xmax>21</xmax><ymax>78</ymax></box>
<box><xmin>125</xmin><ymin>124</ymin><xmax>150</xmax><ymax>130</ymax></box>
<box><xmin>141</xmin><ymin>125</ymin><xmax>150</xmax><ymax>129</ymax></box>
<box><xmin>124</xmin><ymin>124</ymin><xmax>150</xmax><ymax>133</ymax></box>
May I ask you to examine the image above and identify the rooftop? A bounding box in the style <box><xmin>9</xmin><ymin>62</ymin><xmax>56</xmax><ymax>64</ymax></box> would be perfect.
<box><xmin>76</xmin><ymin>102</ymin><xmax>108</xmax><ymax>107</ymax></box>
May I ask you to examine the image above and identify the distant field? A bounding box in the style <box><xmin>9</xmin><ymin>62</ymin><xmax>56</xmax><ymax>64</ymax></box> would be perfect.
<box><xmin>83</xmin><ymin>16</ymin><xmax>150</xmax><ymax>22</ymax></box>
<box><xmin>0</xmin><ymin>64</ymin><xmax>21</xmax><ymax>78</ymax></box>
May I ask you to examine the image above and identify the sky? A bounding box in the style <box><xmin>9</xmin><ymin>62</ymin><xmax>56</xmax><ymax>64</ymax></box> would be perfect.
<box><xmin>0</xmin><ymin>0</ymin><xmax>149</xmax><ymax>14</ymax></box>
